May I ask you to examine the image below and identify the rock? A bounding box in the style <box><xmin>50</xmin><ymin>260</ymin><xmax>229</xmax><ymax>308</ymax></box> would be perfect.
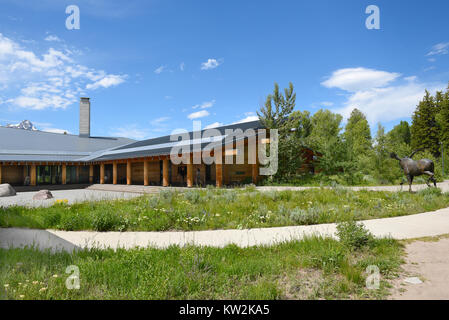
<box><xmin>0</xmin><ymin>184</ymin><xmax>16</xmax><ymax>197</ymax></box>
<box><xmin>33</xmin><ymin>190</ymin><xmax>53</xmax><ymax>200</ymax></box>
<box><xmin>404</xmin><ymin>277</ymin><xmax>423</xmax><ymax>285</ymax></box>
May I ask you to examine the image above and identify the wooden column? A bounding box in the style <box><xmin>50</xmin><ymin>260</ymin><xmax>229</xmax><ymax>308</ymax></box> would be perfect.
<box><xmin>89</xmin><ymin>165</ymin><xmax>94</xmax><ymax>184</ymax></box>
<box><xmin>75</xmin><ymin>166</ymin><xmax>80</xmax><ymax>184</ymax></box>
<box><xmin>100</xmin><ymin>164</ymin><xmax>105</xmax><ymax>184</ymax></box>
<box><xmin>62</xmin><ymin>164</ymin><xmax>67</xmax><ymax>185</ymax></box>
<box><xmin>252</xmin><ymin>163</ymin><xmax>259</xmax><ymax>184</ymax></box>
<box><xmin>187</xmin><ymin>158</ymin><xmax>193</xmax><ymax>188</ymax></box>
<box><xmin>30</xmin><ymin>164</ymin><xmax>36</xmax><ymax>186</ymax></box>
<box><xmin>144</xmin><ymin>161</ymin><xmax>149</xmax><ymax>186</ymax></box>
<box><xmin>113</xmin><ymin>162</ymin><xmax>118</xmax><ymax>185</ymax></box>
<box><xmin>162</xmin><ymin>159</ymin><xmax>169</xmax><ymax>187</ymax></box>
<box><xmin>215</xmin><ymin>148</ymin><xmax>223</xmax><ymax>188</ymax></box>
<box><xmin>126</xmin><ymin>160</ymin><xmax>132</xmax><ymax>185</ymax></box>
<box><xmin>215</xmin><ymin>164</ymin><xmax>223</xmax><ymax>188</ymax></box>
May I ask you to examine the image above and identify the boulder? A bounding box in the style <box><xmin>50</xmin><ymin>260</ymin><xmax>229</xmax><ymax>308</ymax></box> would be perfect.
<box><xmin>0</xmin><ymin>184</ymin><xmax>16</xmax><ymax>197</ymax></box>
<box><xmin>33</xmin><ymin>190</ymin><xmax>53</xmax><ymax>200</ymax></box>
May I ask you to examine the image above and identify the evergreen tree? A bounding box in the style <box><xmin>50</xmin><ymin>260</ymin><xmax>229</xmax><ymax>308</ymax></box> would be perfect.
<box><xmin>411</xmin><ymin>90</ymin><xmax>440</xmax><ymax>156</ymax></box>
<box><xmin>387</xmin><ymin>121</ymin><xmax>411</xmax><ymax>145</ymax></box>
<box><xmin>344</xmin><ymin>108</ymin><xmax>372</xmax><ymax>157</ymax></box>
<box><xmin>257</xmin><ymin>82</ymin><xmax>302</xmax><ymax>179</ymax></box>
<box><xmin>436</xmin><ymin>85</ymin><xmax>449</xmax><ymax>149</ymax></box>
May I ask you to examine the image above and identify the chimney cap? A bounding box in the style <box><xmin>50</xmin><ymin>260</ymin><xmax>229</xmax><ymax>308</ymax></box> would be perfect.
<box><xmin>80</xmin><ymin>97</ymin><xmax>90</xmax><ymax>101</ymax></box>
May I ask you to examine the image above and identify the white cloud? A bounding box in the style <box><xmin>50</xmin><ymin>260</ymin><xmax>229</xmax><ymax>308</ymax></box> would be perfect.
<box><xmin>188</xmin><ymin>110</ymin><xmax>210</xmax><ymax>120</ymax></box>
<box><xmin>86</xmin><ymin>74</ymin><xmax>126</xmax><ymax>90</ymax></box>
<box><xmin>151</xmin><ymin>116</ymin><xmax>170</xmax><ymax>125</ymax></box>
<box><xmin>325</xmin><ymin>67</ymin><xmax>445</xmax><ymax>125</ymax></box>
<box><xmin>44</xmin><ymin>35</ymin><xmax>61</xmax><ymax>42</ymax></box>
<box><xmin>154</xmin><ymin>65</ymin><xmax>165</xmax><ymax>74</ymax></box>
<box><xmin>204</xmin><ymin>122</ymin><xmax>223</xmax><ymax>129</ymax></box>
<box><xmin>427</xmin><ymin>42</ymin><xmax>449</xmax><ymax>56</ymax></box>
<box><xmin>110</xmin><ymin>125</ymin><xmax>151</xmax><ymax>140</ymax></box>
<box><xmin>233</xmin><ymin>115</ymin><xmax>259</xmax><ymax>124</ymax></box>
<box><xmin>192</xmin><ymin>100</ymin><xmax>215</xmax><ymax>109</ymax></box>
<box><xmin>180</xmin><ymin>62</ymin><xmax>185</xmax><ymax>71</ymax></box>
<box><xmin>200</xmin><ymin>58</ymin><xmax>222</xmax><ymax>70</ymax></box>
<box><xmin>321</xmin><ymin>101</ymin><xmax>334</xmax><ymax>107</ymax></box>
<box><xmin>321</xmin><ymin>67</ymin><xmax>400</xmax><ymax>92</ymax></box>
<box><xmin>0</xmin><ymin>33</ymin><xmax>126</xmax><ymax>110</ymax></box>
<box><xmin>42</xmin><ymin>127</ymin><xmax>69</xmax><ymax>134</ymax></box>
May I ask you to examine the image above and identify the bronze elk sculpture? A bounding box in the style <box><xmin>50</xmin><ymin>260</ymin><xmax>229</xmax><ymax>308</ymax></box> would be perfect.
<box><xmin>390</xmin><ymin>149</ymin><xmax>437</xmax><ymax>192</ymax></box>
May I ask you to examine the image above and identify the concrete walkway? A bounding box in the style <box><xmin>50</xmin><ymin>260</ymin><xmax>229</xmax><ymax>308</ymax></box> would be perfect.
<box><xmin>88</xmin><ymin>180</ymin><xmax>449</xmax><ymax>193</ymax></box>
<box><xmin>2</xmin><ymin>181</ymin><xmax>449</xmax><ymax>252</ymax></box>
<box><xmin>2</xmin><ymin>204</ymin><xmax>449</xmax><ymax>252</ymax></box>
<box><xmin>0</xmin><ymin>189</ymin><xmax>141</xmax><ymax>208</ymax></box>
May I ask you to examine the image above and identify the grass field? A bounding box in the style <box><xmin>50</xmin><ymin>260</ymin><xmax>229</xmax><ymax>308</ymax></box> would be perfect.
<box><xmin>0</xmin><ymin>186</ymin><xmax>448</xmax><ymax>232</ymax></box>
<box><xmin>0</xmin><ymin>223</ymin><xmax>404</xmax><ymax>300</ymax></box>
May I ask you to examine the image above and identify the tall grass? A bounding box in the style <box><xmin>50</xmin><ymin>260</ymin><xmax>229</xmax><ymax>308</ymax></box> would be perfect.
<box><xmin>0</xmin><ymin>234</ymin><xmax>403</xmax><ymax>300</ymax></box>
<box><xmin>1</xmin><ymin>187</ymin><xmax>448</xmax><ymax>232</ymax></box>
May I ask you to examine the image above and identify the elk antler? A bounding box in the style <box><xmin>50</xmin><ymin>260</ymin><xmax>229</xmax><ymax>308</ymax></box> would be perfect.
<box><xmin>409</xmin><ymin>148</ymin><xmax>425</xmax><ymax>159</ymax></box>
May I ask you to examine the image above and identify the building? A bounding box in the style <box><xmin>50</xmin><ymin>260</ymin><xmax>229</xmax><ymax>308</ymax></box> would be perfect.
<box><xmin>0</xmin><ymin>98</ymin><xmax>271</xmax><ymax>188</ymax></box>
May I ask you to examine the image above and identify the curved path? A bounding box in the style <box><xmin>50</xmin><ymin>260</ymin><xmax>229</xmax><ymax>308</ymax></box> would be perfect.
<box><xmin>1</xmin><ymin>181</ymin><xmax>449</xmax><ymax>252</ymax></box>
<box><xmin>2</xmin><ymin>205</ymin><xmax>449</xmax><ymax>252</ymax></box>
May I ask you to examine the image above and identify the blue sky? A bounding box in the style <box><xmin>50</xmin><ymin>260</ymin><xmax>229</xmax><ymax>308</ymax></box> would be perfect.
<box><xmin>0</xmin><ymin>0</ymin><xmax>448</xmax><ymax>140</ymax></box>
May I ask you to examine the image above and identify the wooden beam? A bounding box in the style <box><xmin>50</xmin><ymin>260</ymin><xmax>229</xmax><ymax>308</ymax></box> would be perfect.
<box><xmin>100</xmin><ymin>164</ymin><xmax>105</xmax><ymax>184</ymax></box>
<box><xmin>126</xmin><ymin>160</ymin><xmax>132</xmax><ymax>185</ymax></box>
<box><xmin>89</xmin><ymin>165</ymin><xmax>94</xmax><ymax>184</ymax></box>
<box><xmin>62</xmin><ymin>165</ymin><xmax>67</xmax><ymax>185</ymax></box>
<box><xmin>162</xmin><ymin>159</ymin><xmax>169</xmax><ymax>187</ymax></box>
<box><xmin>30</xmin><ymin>164</ymin><xmax>36</xmax><ymax>186</ymax></box>
<box><xmin>113</xmin><ymin>162</ymin><xmax>118</xmax><ymax>185</ymax></box>
<box><xmin>144</xmin><ymin>161</ymin><xmax>149</xmax><ymax>186</ymax></box>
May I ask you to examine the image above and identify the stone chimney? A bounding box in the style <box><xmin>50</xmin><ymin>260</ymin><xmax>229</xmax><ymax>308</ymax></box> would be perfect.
<box><xmin>79</xmin><ymin>97</ymin><xmax>90</xmax><ymax>137</ymax></box>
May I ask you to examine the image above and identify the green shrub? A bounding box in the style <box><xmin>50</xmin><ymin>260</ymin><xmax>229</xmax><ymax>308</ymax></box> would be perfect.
<box><xmin>336</xmin><ymin>220</ymin><xmax>374</xmax><ymax>250</ymax></box>
<box><xmin>184</xmin><ymin>190</ymin><xmax>201</xmax><ymax>204</ymax></box>
<box><xmin>289</xmin><ymin>207</ymin><xmax>320</xmax><ymax>225</ymax></box>
<box><xmin>59</xmin><ymin>213</ymin><xmax>84</xmax><ymax>231</ymax></box>
<box><xmin>417</xmin><ymin>187</ymin><xmax>442</xmax><ymax>197</ymax></box>
<box><xmin>42</xmin><ymin>210</ymin><xmax>61</xmax><ymax>227</ymax></box>
<box><xmin>91</xmin><ymin>210</ymin><xmax>126</xmax><ymax>232</ymax></box>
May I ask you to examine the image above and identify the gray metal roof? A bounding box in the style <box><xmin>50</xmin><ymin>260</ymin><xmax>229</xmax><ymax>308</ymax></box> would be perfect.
<box><xmin>91</xmin><ymin>120</ymin><xmax>264</xmax><ymax>161</ymax></box>
<box><xmin>0</xmin><ymin>120</ymin><xmax>264</xmax><ymax>163</ymax></box>
<box><xmin>0</xmin><ymin>126</ymin><xmax>135</xmax><ymax>162</ymax></box>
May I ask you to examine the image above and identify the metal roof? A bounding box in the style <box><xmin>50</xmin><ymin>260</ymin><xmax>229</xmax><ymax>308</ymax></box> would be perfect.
<box><xmin>91</xmin><ymin>120</ymin><xmax>264</xmax><ymax>161</ymax></box>
<box><xmin>0</xmin><ymin>120</ymin><xmax>264</xmax><ymax>163</ymax></box>
<box><xmin>0</xmin><ymin>126</ymin><xmax>135</xmax><ymax>162</ymax></box>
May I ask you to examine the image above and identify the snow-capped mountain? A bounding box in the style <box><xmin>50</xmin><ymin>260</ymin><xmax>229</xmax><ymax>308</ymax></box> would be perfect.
<box><xmin>5</xmin><ymin>120</ymin><xmax>38</xmax><ymax>131</ymax></box>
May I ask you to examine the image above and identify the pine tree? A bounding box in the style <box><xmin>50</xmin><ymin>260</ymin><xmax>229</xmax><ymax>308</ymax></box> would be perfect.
<box><xmin>411</xmin><ymin>90</ymin><xmax>440</xmax><ymax>156</ymax></box>
<box><xmin>257</xmin><ymin>82</ymin><xmax>302</xmax><ymax>179</ymax></box>
<box><xmin>344</xmin><ymin>108</ymin><xmax>372</xmax><ymax>157</ymax></box>
<box><xmin>437</xmin><ymin>85</ymin><xmax>449</xmax><ymax>149</ymax></box>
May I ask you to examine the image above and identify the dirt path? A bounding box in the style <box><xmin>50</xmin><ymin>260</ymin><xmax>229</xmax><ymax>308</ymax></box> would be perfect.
<box><xmin>391</xmin><ymin>237</ymin><xmax>449</xmax><ymax>300</ymax></box>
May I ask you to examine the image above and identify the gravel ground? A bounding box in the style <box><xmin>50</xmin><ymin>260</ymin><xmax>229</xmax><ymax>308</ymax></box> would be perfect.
<box><xmin>391</xmin><ymin>237</ymin><xmax>449</xmax><ymax>300</ymax></box>
<box><xmin>0</xmin><ymin>189</ymin><xmax>141</xmax><ymax>208</ymax></box>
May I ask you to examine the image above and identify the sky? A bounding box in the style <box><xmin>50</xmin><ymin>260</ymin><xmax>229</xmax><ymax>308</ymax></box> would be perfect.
<box><xmin>0</xmin><ymin>0</ymin><xmax>448</xmax><ymax>140</ymax></box>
